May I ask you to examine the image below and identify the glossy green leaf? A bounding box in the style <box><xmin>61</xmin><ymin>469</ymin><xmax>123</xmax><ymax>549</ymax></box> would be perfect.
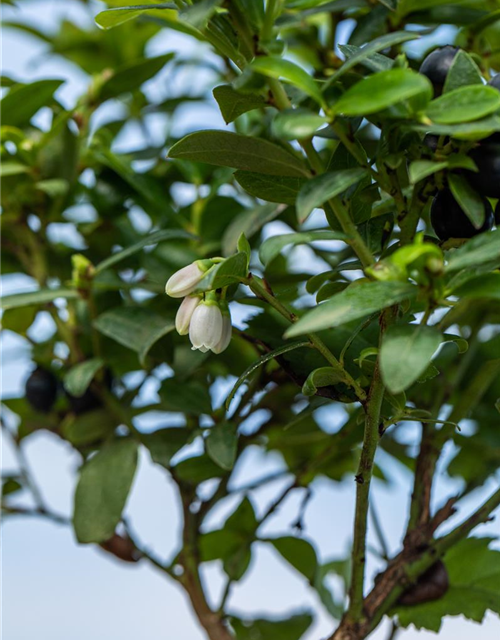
<box><xmin>426</xmin><ymin>85</ymin><xmax>500</xmax><ymax>124</ymax></box>
<box><xmin>272</xmin><ymin>108</ymin><xmax>327</xmax><ymax>140</ymax></box>
<box><xmin>445</xmin><ymin>228</ymin><xmax>500</xmax><ymax>272</ymax></box>
<box><xmin>269</xmin><ymin>536</ymin><xmax>318</xmax><ymax>582</ymax></box>
<box><xmin>325</xmin><ymin>31</ymin><xmax>419</xmax><ymax>85</ymax></box>
<box><xmin>250</xmin><ymin>56</ymin><xmax>324</xmax><ymax>105</ymax></box>
<box><xmin>451</xmin><ymin>273</ymin><xmax>500</xmax><ymax>299</ymax></box>
<box><xmin>180</xmin><ymin>0</ymin><xmax>222</xmax><ymax>27</ymax></box>
<box><xmin>195</xmin><ymin>252</ymin><xmax>248</xmax><ymax>291</ymax></box>
<box><xmin>168</xmin><ymin>130</ymin><xmax>308</xmax><ymax>177</ymax></box>
<box><xmin>339</xmin><ymin>44</ymin><xmax>393</xmax><ymax>73</ymax></box>
<box><xmin>443</xmin><ymin>50</ymin><xmax>483</xmax><ymax>93</ymax></box>
<box><xmin>213</xmin><ymin>85</ymin><xmax>266</xmax><ymax>124</ymax></box>
<box><xmin>95</xmin><ymin>4</ymin><xmax>178</xmax><ymax>29</ymax></box>
<box><xmin>333</xmin><ymin>69</ymin><xmax>432</xmax><ymax>116</ymax></box>
<box><xmin>93</xmin><ymin>307</ymin><xmax>175</xmax><ymax>367</ymax></box>
<box><xmin>99</xmin><ymin>53</ymin><xmax>174</xmax><ymax>100</ymax></box>
<box><xmin>410</xmin><ymin>115</ymin><xmax>500</xmax><ymax>141</ymax></box>
<box><xmin>63</xmin><ymin>358</ymin><xmax>105</xmax><ymax>398</ymax></box>
<box><xmin>380</xmin><ymin>324</ymin><xmax>442</xmax><ymax>394</ymax></box>
<box><xmin>297</xmin><ymin>168</ymin><xmax>367</xmax><ymax>222</ymax></box>
<box><xmin>448</xmin><ymin>173</ymin><xmax>485</xmax><ymax>228</ymax></box>
<box><xmin>73</xmin><ymin>439</ymin><xmax>138</xmax><ymax>543</ymax></box>
<box><xmin>286</xmin><ymin>282</ymin><xmax>417</xmax><ymax>337</ymax></box>
<box><xmin>260</xmin><ymin>230</ymin><xmax>348</xmax><ymax>265</ymax></box>
<box><xmin>0</xmin><ymin>162</ymin><xmax>31</xmax><ymax>177</ymax></box>
<box><xmin>235</xmin><ymin>171</ymin><xmax>306</xmax><ymax>205</ymax></box>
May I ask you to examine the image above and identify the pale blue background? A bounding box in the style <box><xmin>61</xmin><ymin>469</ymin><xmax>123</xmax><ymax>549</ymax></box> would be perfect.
<box><xmin>2</xmin><ymin>2</ymin><xmax>500</xmax><ymax>639</ymax></box>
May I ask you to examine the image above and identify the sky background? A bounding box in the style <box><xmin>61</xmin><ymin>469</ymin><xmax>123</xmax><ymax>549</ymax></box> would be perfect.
<box><xmin>2</xmin><ymin>2</ymin><xmax>500</xmax><ymax>640</ymax></box>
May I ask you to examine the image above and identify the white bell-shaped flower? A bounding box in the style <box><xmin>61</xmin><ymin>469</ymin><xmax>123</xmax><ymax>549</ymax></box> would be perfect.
<box><xmin>175</xmin><ymin>295</ymin><xmax>201</xmax><ymax>335</ymax></box>
<box><xmin>189</xmin><ymin>295</ymin><xmax>223</xmax><ymax>352</ymax></box>
<box><xmin>211</xmin><ymin>303</ymin><xmax>232</xmax><ymax>354</ymax></box>
<box><xmin>165</xmin><ymin>260</ymin><xmax>212</xmax><ymax>298</ymax></box>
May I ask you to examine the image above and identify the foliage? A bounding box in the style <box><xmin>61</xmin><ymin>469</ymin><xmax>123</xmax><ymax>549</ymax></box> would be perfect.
<box><xmin>2</xmin><ymin>2</ymin><xmax>500</xmax><ymax>640</ymax></box>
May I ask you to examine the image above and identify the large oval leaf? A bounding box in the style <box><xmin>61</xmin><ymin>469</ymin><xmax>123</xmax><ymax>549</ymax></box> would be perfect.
<box><xmin>426</xmin><ymin>85</ymin><xmax>500</xmax><ymax>124</ymax></box>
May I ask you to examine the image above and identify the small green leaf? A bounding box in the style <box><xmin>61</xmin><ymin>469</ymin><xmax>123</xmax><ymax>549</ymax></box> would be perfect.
<box><xmin>410</xmin><ymin>115</ymin><xmax>500</xmax><ymax>141</ymax></box>
<box><xmin>0</xmin><ymin>162</ymin><xmax>31</xmax><ymax>177</ymax></box>
<box><xmin>206</xmin><ymin>422</ymin><xmax>238</xmax><ymax>470</ymax></box>
<box><xmin>213</xmin><ymin>85</ymin><xmax>266</xmax><ymax>124</ymax></box>
<box><xmin>234</xmin><ymin>171</ymin><xmax>306</xmax><ymax>205</ymax></box>
<box><xmin>451</xmin><ymin>273</ymin><xmax>500</xmax><ymax>299</ymax></box>
<box><xmin>332</xmin><ymin>69</ymin><xmax>432</xmax><ymax>116</ymax></box>
<box><xmin>63</xmin><ymin>358</ymin><xmax>104</xmax><ymax>398</ymax></box>
<box><xmin>297</xmin><ymin>168</ymin><xmax>367</xmax><ymax>222</ymax></box>
<box><xmin>225</xmin><ymin>341</ymin><xmax>311</xmax><ymax>410</ymax></box>
<box><xmin>426</xmin><ymin>85</ymin><xmax>500</xmax><ymax>124</ymax></box>
<box><xmin>180</xmin><ymin>0</ymin><xmax>222</xmax><ymax>27</ymax></box>
<box><xmin>302</xmin><ymin>367</ymin><xmax>345</xmax><ymax>396</ymax></box>
<box><xmin>339</xmin><ymin>44</ymin><xmax>393</xmax><ymax>73</ymax></box>
<box><xmin>325</xmin><ymin>31</ymin><xmax>419</xmax><ymax>85</ymax></box>
<box><xmin>286</xmin><ymin>282</ymin><xmax>417</xmax><ymax>337</ymax></box>
<box><xmin>443</xmin><ymin>50</ymin><xmax>483</xmax><ymax>93</ymax></box>
<box><xmin>95</xmin><ymin>3</ymin><xmax>177</xmax><ymax>29</ymax></box>
<box><xmin>62</xmin><ymin>409</ymin><xmax>117</xmax><ymax>446</ymax></box>
<box><xmin>250</xmin><ymin>56</ymin><xmax>324</xmax><ymax>106</ymax></box>
<box><xmin>0</xmin><ymin>288</ymin><xmax>78</xmax><ymax>311</ymax></box>
<box><xmin>259</xmin><ymin>230</ymin><xmax>348</xmax><ymax>265</ymax></box>
<box><xmin>442</xmin><ymin>333</ymin><xmax>468</xmax><ymax>354</ymax></box>
<box><xmin>195</xmin><ymin>252</ymin><xmax>248</xmax><ymax>291</ymax></box>
<box><xmin>380</xmin><ymin>324</ymin><xmax>442</xmax><ymax>394</ymax></box>
<box><xmin>169</xmin><ymin>130</ymin><xmax>308</xmax><ymax>177</ymax></box>
<box><xmin>409</xmin><ymin>160</ymin><xmax>449</xmax><ymax>185</ymax></box>
<box><xmin>99</xmin><ymin>53</ymin><xmax>174</xmax><ymax>101</ymax></box>
<box><xmin>141</xmin><ymin>427</ymin><xmax>191</xmax><ymax>468</ymax></box>
<box><xmin>231</xmin><ymin>614</ymin><xmax>313</xmax><ymax>640</ymax></box>
<box><xmin>269</xmin><ymin>536</ymin><xmax>318</xmax><ymax>582</ymax></box>
<box><xmin>95</xmin><ymin>229</ymin><xmax>191</xmax><ymax>273</ymax></box>
<box><xmin>160</xmin><ymin>378</ymin><xmax>212</xmax><ymax>415</ymax></box>
<box><xmin>73</xmin><ymin>439</ymin><xmax>138</xmax><ymax>543</ymax></box>
<box><xmin>448</xmin><ymin>173</ymin><xmax>485</xmax><ymax>229</ymax></box>
<box><xmin>1</xmin><ymin>79</ymin><xmax>64</xmax><ymax>128</ymax></box>
<box><xmin>272</xmin><ymin>108</ymin><xmax>327</xmax><ymax>140</ymax></box>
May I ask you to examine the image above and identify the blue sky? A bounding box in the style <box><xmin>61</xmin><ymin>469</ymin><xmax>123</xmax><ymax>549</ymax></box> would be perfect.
<box><xmin>2</xmin><ymin>2</ymin><xmax>500</xmax><ymax>639</ymax></box>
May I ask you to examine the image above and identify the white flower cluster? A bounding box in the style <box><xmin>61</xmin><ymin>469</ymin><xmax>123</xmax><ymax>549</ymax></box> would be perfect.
<box><xmin>165</xmin><ymin>261</ymin><xmax>232</xmax><ymax>354</ymax></box>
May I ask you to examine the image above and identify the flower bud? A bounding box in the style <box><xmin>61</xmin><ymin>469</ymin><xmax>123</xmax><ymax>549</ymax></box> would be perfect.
<box><xmin>211</xmin><ymin>304</ymin><xmax>232</xmax><ymax>354</ymax></box>
<box><xmin>189</xmin><ymin>295</ymin><xmax>223</xmax><ymax>352</ymax></box>
<box><xmin>165</xmin><ymin>260</ymin><xmax>211</xmax><ymax>298</ymax></box>
<box><xmin>175</xmin><ymin>295</ymin><xmax>201</xmax><ymax>335</ymax></box>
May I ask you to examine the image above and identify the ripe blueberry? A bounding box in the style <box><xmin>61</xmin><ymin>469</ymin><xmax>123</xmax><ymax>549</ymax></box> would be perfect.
<box><xmin>419</xmin><ymin>46</ymin><xmax>459</xmax><ymax>96</ymax></box>
<box><xmin>25</xmin><ymin>367</ymin><xmax>58</xmax><ymax>413</ymax></box>
<box><xmin>430</xmin><ymin>188</ymin><xmax>494</xmax><ymax>241</ymax></box>
<box><xmin>466</xmin><ymin>142</ymin><xmax>500</xmax><ymax>199</ymax></box>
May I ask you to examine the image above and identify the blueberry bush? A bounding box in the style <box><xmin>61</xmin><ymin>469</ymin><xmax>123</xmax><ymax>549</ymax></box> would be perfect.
<box><xmin>2</xmin><ymin>1</ymin><xmax>500</xmax><ymax>639</ymax></box>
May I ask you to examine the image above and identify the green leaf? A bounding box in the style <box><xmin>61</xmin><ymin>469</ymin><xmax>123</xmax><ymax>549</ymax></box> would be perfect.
<box><xmin>297</xmin><ymin>168</ymin><xmax>368</xmax><ymax>222</ymax></box>
<box><xmin>63</xmin><ymin>358</ymin><xmax>105</xmax><ymax>398</ymax></box>
<box><xmin>93</xmin><ymin>307</ymin><xmax>175</xmax><ymax>367</ymax></box>
<box><xmin>195</xmin><ymin>252</ymin><xmax>248</xmax><ymax>291</ymax></box>
<box><xmin>0</xmin><ymin>288</ymin><xmax>78</xmax><ymax>311</ymax></box>
<box><xmin>160</xmin><ymin>378</ymin><xmax>212</xmax><ymax>415</ymax></box>
<box><xmin>445</xmin><ymin>228</ymin><xmax>500</xmax><ymax>272</ymax></box>
<box><xmin>409</xmin><ymin>115</ymin><xmax>500</xmax><ymax>141</ymax></box>
<box><xmin>206</xmin><ymin>422</ymin><xmax>238</xmax><ymax>470</ymax></box>
<box><xmin>95</xmin><ymin>229</ymin><xmax>191</xmax><ymax>273</ymax></box>
<box><xmin>0</xmin><ymin>162</ymin><xmax>31</xmax><ymax>177</ymax></box>
<box><xmin>225</xmin><ymin>341</ymin><xmax>311</xmax><ymax>410</ymax></box>
<box><xmin>380</xmin><ymin>325</ymin><xmax>442</xmax><ymax>394</ymax></box>
<box><xmin>62</xmin><ymin>409</ymin><xmax>117</xmax><ymax>446</ymax></box>
<box><xmin>339</xmin><ymin>44</ymin><xmax>393</xmax><ymax>73</ymax></box>
<box><xmin>141</xmin><ymin>427</ymin><xmax>191</xmax><ymax>468</ymax></box>
<box><xmin>95</xmin><ymin>3</ymin><xmax>177</xmax><ymax>29</ymax></box>
<box><xmin>180</xmin><ymin>0</ymin><xmax>222</xmax><ymax>27</ymax></box>
<box><xmin>222</xmin><ymin>203</ymin><xmax>281</xmax><ymax>257</ymax></box>
<box><xmin>448</xmin><ymin>173</ymin><xmax>486</xmax><ymax>229</ymax></box>
<box><xmin>332</xmin><ymin>69</ymin><xmax>432</xmax><ymax>116</ymax></box>
<box><xmin>325</xmin><ymin>31</ymin><xmax>419</xmax><ymax>85</ymax></box>
<box><xmin>250</xmin><ymin>56</ymin><xmax>324</xmax><ymax>106</ymax></box>
<box><xmin>443</xmin><ymin>50</ymin><xmax>483</xmax><ymax>93</ymax></box>
<box><xmin>286</xmin><ymin>282</ymin><xmax>417</xmax><ymax>337</ymax></box>
<box><xmin>442</xmin><ymin>333</ymin><xmax>468</xmax><ymax>354</ymax></box>
<box><xmin>451</xmin><ymin>273</ymin><xmax>500</xmax><ymax>299</ymax></box>
<box><xmin>99</xmin><ymin>53</ymin><xmax>174</xmax><ymax>100</ymax></box>
<box><xmin>231</xmin><ymin>614</ymin><xmax>313</xmax><ymax>640</ymax></box>
<box><xmin>168</xmin><ymin>130</ymin><xmax>308</xmax><ymax>177</ymax></box>
<box><xmin>1</xmin><ymin>79</ymin><xmax>64</xmax><ymax>128</ymax></box>
<box><xmin>73</xmin><ymin>439</ymin><xmax>138</xmax><ymax>543</ymax></box>
<box><xmin>395</xmin><ymin>538</ymin><xmax>500</xmax><ymax>632</ymax></box>
<box><xmin>409</xmin><ymin>159</ymin><xmax>449</xmax><ymax>185</ymax></box>
<box><xmin>235</xmin><ymin>171</ymin><xmax>306</xmax><ymax>205</ymax></box>
<box><xmin>302</xmin><ymin>367</ymin><xmax>345</xmax><ymax>396</ymax></box>
<box><xmin>174</xmin><ymin>454</ymin><xmax>226</xmax><ymax>484</ymax></box>
<box><xmin>426</xmin><ymin>85</ymin><xmax>500</xmax><ymax>125</ymax></box>
<box><xmin>213</xmin><ymin>85</ymin><xmax>266</xmax><ymax>124</ymax></box>
<box><xmin>269</xmin><ymin>536</ymin><xmax>318</xmax><ymax>582</ymax></box>
<box><xmin>272</xmin><ymin>108</ymin><xmax>327</xmax><ymax>140</ymax></box>
<box><xmin>260</xmin><ymin>230</ymin><xmax>348</xmax><ymax>265</ymax></box>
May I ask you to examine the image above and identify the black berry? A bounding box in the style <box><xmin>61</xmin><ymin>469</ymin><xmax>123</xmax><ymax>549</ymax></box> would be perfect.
<box><xmin>430</xmin><ymin>188</ymin><xmax>494</xmax><ymax>241</ymax></box>
<box><xmin>495</xmin><ymin>200</ymin><xmax>500</xmax><ymax>226</ymax></box>
<box><xmin>419</xmin><ymin>46</ymin><xmax>459</xmax><ymax>97</ymax></box>
<box><xmin>25</xmin><ymin>367</ymin><xmax>58</xmax><ymax>413</ymax></box>
<box><xmin>466</xmin><ymin>142</ymin><xmax>500</xmax><ymax>199</ymax></box>
<box><xmin>65</xmin><ymin>367</ymin><xmax>112</xmax><ymax>414</ymax></box>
